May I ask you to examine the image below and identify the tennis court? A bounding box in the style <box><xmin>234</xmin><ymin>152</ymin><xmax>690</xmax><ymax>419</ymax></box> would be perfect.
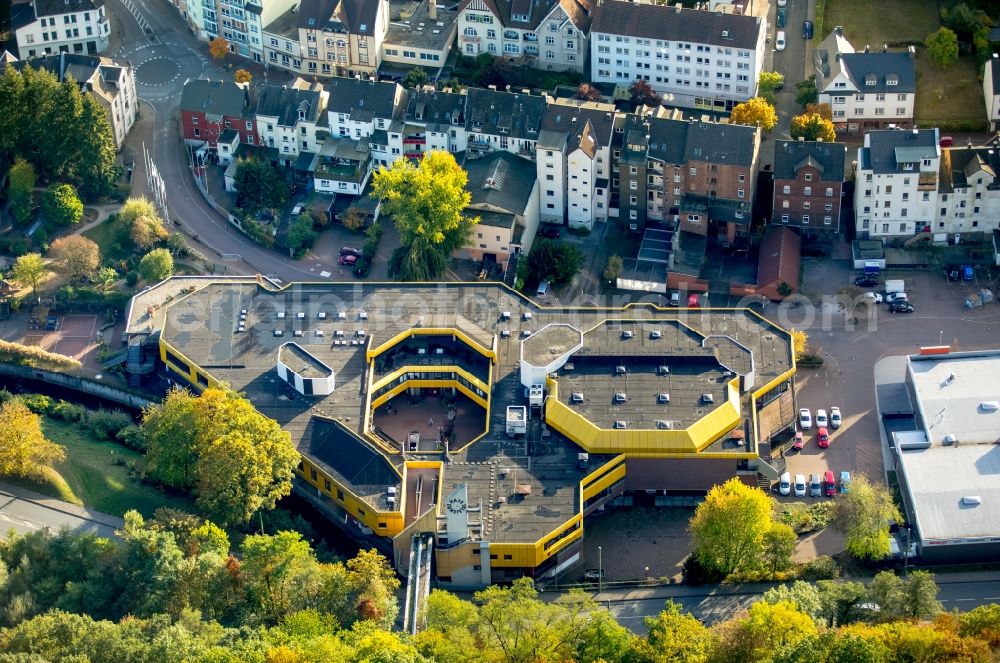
<box><xmin>23</xmin><ymin>314</ymin><xmax>100</xmax><ymax>362</ymax></box>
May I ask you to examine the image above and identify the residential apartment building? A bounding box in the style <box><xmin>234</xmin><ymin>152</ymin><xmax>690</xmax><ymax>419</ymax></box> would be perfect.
<box><xmin>985</xmin><ymin>54</ymin><xmax>1000</xmax><ymax>132</ymax></box>
<box><xmin>255</xmin><ymin>80</ymin><xmax>329</xmax><ymax>166</ymax></box>
<box><xmin>813</xmin><ymin>27</ymin><xmax>916</xmax><ymax>132</ymax></box>
<box><xmin>460</xmin><ymin>151</ymin><xmax>540</xmax><ymax>268</ymax></box>
<box><xmin>393</xmin><ymin>88</ymin><xmax>468</xmax><ymax>159</ymax></box>
<box><xmin>456</xmin><ymin>0</ymin><xmax>593</xmax><ymax>73</ymax></box>
<box><xmin>8</xmin><ymin>52</ymin><xmax>136</xmax><ymax>149</ymax></box>
<box><xmin>465</xmin><ymin>86</ymin><xmax>546</xmax><ymax>159</ymax></box>
<box><xmin>11</xmin><ymin>0</ymin><xmax>110</xmax><ymax>58</ymax></box>
<box><xmin>854</xmin><ymin>129</ymin><xmax>940</xmax><ymax>241</ymax></box>
<box><xmin>936</xmin><ymin>146</ymin><xmax>1000</xmax><ymax>237</ymax></box>
<box><xmin>618</xmin><ymin>114</ymin><xmax>760</xmax><ymax>240</ymax></box>
<box><xmin>381</xmin><ymin>0</ymin><xmax>459</xmax><ymax>74</ymax></box>
<box><xmin>176</xmin><ymin>0</ymin><xmax>297</xmax><ymax>61</ymax></box>
<box><xmin>771</xmin><ymin>139</ymin><xmax>847</xmax><ymax>234</ymax></box>
<box><xmin>589</xmin><ymin>1</ymin><xmax>765</xmax><ymax>112</ymax></box>
<box><xmin>324</xmin><ymin>76</ymin><xmax>405</xmax><ymax>166</ymax></box>
<box><xmin>180</xmin><ymin>79</ymin><xmax>260</xmax><ymax>150</ymax></box>
<box><xmin>536</xmin><ymin>98</ymin><xmax>617</xmax><ymax>230</ymax></box>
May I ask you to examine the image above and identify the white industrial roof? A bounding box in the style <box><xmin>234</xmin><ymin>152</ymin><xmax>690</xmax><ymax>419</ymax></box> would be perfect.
<box><xmin>908</xmin><ymin>352</ymin><xmax>1000</xmax><ymax>446</ymax></box>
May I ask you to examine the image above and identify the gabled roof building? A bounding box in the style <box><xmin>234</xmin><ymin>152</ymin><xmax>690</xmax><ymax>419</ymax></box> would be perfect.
<box><xmin>771</xmin><ymin>139</ymin><xmax>847</xmax><ymax>234</ymax></box>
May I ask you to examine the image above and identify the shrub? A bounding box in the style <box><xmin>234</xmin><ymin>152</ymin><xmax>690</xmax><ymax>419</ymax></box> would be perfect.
<box><xmin>86</xmin><ymin>408</ymin><xmax>134</xmax><ymax>441</ymax></box>
<box><xmin>125</xmin><ymin>271</ymin><xmax>139</xmax><ymax>287</ymax></box>
<box><xmin>50</xmin><ymin>399</ymin><xmax>88</xmax><ymax>423</ymax></box>
<box><xmin>19</xmin><ymin>393</ymin><xmax>54</xmax><ymax>414</ymax></box>
<box><xmin>801</xmin><ymin>555</ymin><xmax>841</xmax><ymax>581</ymax></box>
<box><xmin>116</xmin><ymin>424</ymin><xmax>147</xmax><ymax>451</ymax></box>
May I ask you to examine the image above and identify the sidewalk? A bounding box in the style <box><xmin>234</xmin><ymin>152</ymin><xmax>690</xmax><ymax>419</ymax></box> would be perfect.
<box><xmin>0</xmin><ymin>480</ymin><xmax>124</xmax><ymax>539</ymax></box>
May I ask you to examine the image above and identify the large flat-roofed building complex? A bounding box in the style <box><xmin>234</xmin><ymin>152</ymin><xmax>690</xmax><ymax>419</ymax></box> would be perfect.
<box><xmin>127</xmin><ymin>278</ymin><xmax>795</xmax><ymax>586</ymax></box>
<box><xmin>894</xmin><ymin>350</ymin><xmax>1000</xmax><ymax>563</ymax></box>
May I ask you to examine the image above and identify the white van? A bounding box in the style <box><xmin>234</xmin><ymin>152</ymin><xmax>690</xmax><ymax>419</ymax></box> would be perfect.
<box><xmin>778</xmin><ymin>472</ymin><xmax>791</xmax><ymax>496</ymax></box>
<box><xmin>536</xmin><ymin>280</ymin><xmax>550</xmax><ymax>297</ymax></box>
<box><xmin>793</xmin><ymin>474</ymin><xmax>806</xmax><ymax>497</ymax></box>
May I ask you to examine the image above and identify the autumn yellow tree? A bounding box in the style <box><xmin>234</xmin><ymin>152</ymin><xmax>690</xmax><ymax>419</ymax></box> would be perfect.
<box><xmin>791</xmin><ymin>112</ymin><xmax>836</xmax><ymax>143</ymax></box>
<box><xmin>209</xmin><ymin>36</ymin><xmax>230</xmax><ymax>60</ymax></box>
<box><xmin>0</xmin><ymin>399</ymin><xmax>66</xmax><ymax>478</ymax></box>
<box><xmin>234</xmin><ymin>69</ymin><xmax>253</xmax><ymax>85</ymax></box>
<box><xmin>791</xmin><ymin>329</ymin><xmax>808</xmax><ymax>360</ymax></box>
<box><xmin>729</xmin><ymin>97</ymin><xmax>778</xmax><ymax>131</ymax></box>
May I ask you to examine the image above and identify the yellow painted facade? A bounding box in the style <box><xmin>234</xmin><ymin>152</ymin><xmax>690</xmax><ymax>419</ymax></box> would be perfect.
<box><xmin>366</xmin><ymin>327</ymin><xmax>497</xmax><ymax>362</ymax></box>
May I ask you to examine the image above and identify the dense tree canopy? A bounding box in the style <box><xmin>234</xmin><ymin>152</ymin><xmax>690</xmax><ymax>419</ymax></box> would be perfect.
<box><xmin>9</xmin><ymin>252</ymin><xmax>48</xmax><ymax>298</ymax></box>
<box><xmin>524</xmin><ymin>239</ymin><xmax>584</xmax><ymax>287</ymax></box>
<box><xmin>926</xmin><ymin>27</ymin><xmax>959</xmax><ymax>67</ymax></box>
<box><xmin>142</xmin><ymin>387</ymin><xmax>300</xmax><ymax>525</ymax></box>
<box><xmin>0</xmin><ymin>398</ymin><xmax>65</xmax><ymax>478</ymax></box>
<box><xmin>791</xmin><ymin>112</ymin><xmax>837</xmax><ymax>143</ymax></box>
<box><xmin>41</xmin><ymin>182</ymin><xmax>84</xmax><ymax>225</ymax></box>
<box><xmin>233</xmin><ymin>158</ymin><xmax>291</xmax><ymax>215</ymax></box>
<box><xmin>49</xmin><ymin>235</ymin><xmax>101</xmax><ymax>282</ymax></box>
<box><xmin>832</xmin><ymin>474</ymin><xmax>900</xmax><ymax>560</ymax></box>
<box><xmin>7</xmin><ymin>158</ymin><xmax>36</xmax><ymax>223</ymax></box>
<box><xmin>730</xmin><ymin>97</ymin><xmax>778</xmax><ymax>131</ymax></box>
<box><xmin>138</xmin><ymin>248</ymin><xmax>175</xmax><ymax>282</ymax></box>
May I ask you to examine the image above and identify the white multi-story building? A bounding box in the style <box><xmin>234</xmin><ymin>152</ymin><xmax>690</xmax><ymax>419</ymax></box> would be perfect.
<box><xmin>536</xmin><ymin>98</ymin><xmax>616</xmax><ymax>230</ymax></box>
<box><xmin>11</xmin><ymin>0</ymin><xmax>110</xmax><ymax>58</ymax></box>
<box><xmin>936</xmin><ymin>147</ymin><xmax>1000</xmax><ymax>237</ymax></box>
<box><xmin>255</xmin><ymin>80</ymin><xmax>328</xmax><ymax>165</ymax></box>
<box><xmin>814</xmin><ymin>27</ymin><xmax>916</xmax><ymax>132</ymax></box>
<box><xmin>456</xmin><ymin>0</ymin><xmax>593</xmax><ymax>73</ymax></box>
<box><xmin>855</xmin><ymin>129</ymin><xmax>940</xmax><ymax>241</ymax></box>
<box><xmin>390</xmin><ymin>89</ymin><xmax>468</xmax><ymax>160</ymax></box>
<box><xmin>589</xmin><ymin>1</ymin><xmax>765</xmax><ymax>112</ymax></box>
<box><xmin>465</xmin><ymin>87</ymin><xmax>546</xmax><ymax>159</ymax></box>
<box><xmin>984</xmin><ymin>54</ymin><xmax>1000</xmax><ymax>132</ymax></box>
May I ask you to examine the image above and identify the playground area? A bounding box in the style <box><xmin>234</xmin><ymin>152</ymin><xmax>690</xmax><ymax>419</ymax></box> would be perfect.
<box><xmin>23</xmin><ymin>312</ymin><xmax>101</xmax><ymax>364</ymax></box>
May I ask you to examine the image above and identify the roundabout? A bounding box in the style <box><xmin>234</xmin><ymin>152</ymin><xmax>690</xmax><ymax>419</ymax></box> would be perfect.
<box><xmin>135</xmin><ymin>56</ymin><xmax>182</xmax><ymax>87</ymax></box>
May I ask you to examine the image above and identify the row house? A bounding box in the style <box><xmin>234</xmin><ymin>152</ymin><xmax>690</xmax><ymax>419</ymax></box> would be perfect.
<box><xmin>589</xmin><ymin>1</ymin><xmax>765</xmax><ymax>112</ymax></box>
<box><xmin>771</xmin><ymin>139</ymin><xmax>848</xmax><ymax>235</ymax></box>
<box><xmin>394</xmin><ymin>89</ymin><xmax>468</xmax><ymax>160</ymax></box>
<box><xmin>854</xmin><ymin>129</ymin><xmax>940</xmax><ymax>241</ymax></box>
<box><xmin>457</xmin><ymin>0</ymin><xmax>593</xmax><ymax>73</ymax></box>
<box><xmin>459</xmin><ymin>151</ymin><xmax>540</xmax><ymax>269</ymax></box>
<box><xmin>813</xmin><ymin>27</ymin><xmax>916</xmax><ymax>132</ymax></box>
<box><xmin>176</xmin><ymin>0</ymin><xmax>298</xmax><ymax>62</ymax></box>
<box><xmin>536</xmin><ymin>98</ymin><xmax>617</xmax><ymax>230</ymax></box>
<box><xmin>324</xmin><ymin>76</ymin><xmax>406</xmax><ymax>166</ymax></box>
<box><xmin>465</xmin><ymin>86</ymin><xmax>546</xmax><ymax>159</ymax></box>
<box><xmin>937</xmin><ymin>147</ymin><xmax>1000</xmax><ymax>237</ymax></box>
<box><xmin>381</xmin><ymin>0</ymin><xmax>459</xmax><ymax>74</ymax></box>
<box><xmin>255</xmin><ymin>80</ymin><xmax>329</xmax><ymax>166</ymax></box>
<box><xmin>985</xmin><ymin>54</ymin><xmax>1000</xmax><ymax>132</ymax></box>
<box><xmin>181</xmin><ymin>79</ymin><xmax>260</xmax><ymax>150</ymax></box>
<box><xmin>7</xmin><ymin>52</ymin><xmax>137</xmax><ymax>149</ymax></box>
<box><xmin>314</xmin><ymin>136</ymin><xmax>372</xmax><ymax>194</ymax></box>
<box><xmin>617</xmin><ymin>113</ymin><xmax>760</xmax><ymax>241</ymax></box>
<box><xmin>11</xmin><ymin>0</ymin><xmax>110</xmax><ymax>58</ymax></box>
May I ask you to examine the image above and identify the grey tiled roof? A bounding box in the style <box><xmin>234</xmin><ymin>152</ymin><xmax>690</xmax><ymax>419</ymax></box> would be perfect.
<box><xmin>404</xmin><ymin>89</ymin><xmax>466</xmax><ymax>131</ymax></box>
<box><xmin>591</xmin><ymin>1</ymin><xmax>762</xmax><ymax>49</ymax></box>
<box><xmin>181</xmin><ymin>79</ymin><xmax>254</xmax><ymax>118</ymax></box>
<box><xmin>683</xmin><ymin>120</ymin><xmax>757</xmax><ymax>167</ymax></box>
<box><xmin>26</xmin><ymin>0</ymin><xmax>102</xmax><ymax>19</ymax></box>
<box><xmin>466</xmin><ymin>87</ymin><xmax>546</xmax><ymax>141</ymax></box>
<box><xmin>540</xmin><ymin>99</ymin><xmax>617</xmax><ymax>153</ymax></box>
<box><xmin>773</xmin><ymin>140</ymin><xmax>847</xmax><ymax>182</ymax></box>
<box><xmin>256</xmin><ymin>84</ymin><xmax>323</xmax><ymax>126</ymax></box>
<box><xmin>938</xmin><ymin>147</ymin><xmax>1000</xmax><ymax>194</ymax></box>
<box><xmin>839</xmin><ymin>52</ymin><xmax>916</xmax><ymax>93</ymax></box>
<box><xmin>295</xmin><ymin>0</ymin><xmax>380</xmax><ymax>35</ymax></box>
<box><xmin>325</xmin><ymin>77</ymin><xmax>402</xmax><ymax>119</ymax></box>
<box><xmin>860</xmin><ymin>129</ymin><xmax>938</xmax><ymax>174</ymax></box>
<box><xmin>990</xmin><ymin>58</ymin><xmax>1000</xmax><ymax>96</ymax></box>
<box><xmin>465</xmin><ymin>152</ymin><xmax>537</xmax><ymax>215</ymax></box>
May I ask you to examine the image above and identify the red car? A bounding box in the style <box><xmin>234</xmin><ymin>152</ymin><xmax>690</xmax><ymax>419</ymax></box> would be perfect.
<box><xmin>824</xmin><ymin>470</ymin><xmax>836</xmax><ymax>497</ymax></box>
<box><xmin>339</xmin><ymin>254</ymin><xmax>358</xmax><ymax>266</ymax></box>
<box><xmin>792</xmin><ymin>431</ymin><xmax>804</xmax><ymax>450</ymax></box>
<box><xmin>817</xmin><ymin>426</ymin><xmax>830</xmax><ymax>448</ymax></box>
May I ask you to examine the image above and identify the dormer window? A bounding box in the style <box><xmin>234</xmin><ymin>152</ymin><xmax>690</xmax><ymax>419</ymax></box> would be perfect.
<box><xmin>298</xmin><ymin>110</ymin><xmax>305</xmax><ymax>121</ymax></box>
<box><xmin>865</xmin><ymin>74</ymin><xmax>877</xmax><ymax>86</ymax></box>
<box><xmin>886</xmin><ymin>74</ymin><xmax>898</xmax><ymax>86</ymax></box>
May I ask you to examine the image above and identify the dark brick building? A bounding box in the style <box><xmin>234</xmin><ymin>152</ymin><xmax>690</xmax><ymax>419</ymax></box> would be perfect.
<box><xmin>771</xmin><ymin>139</ymin><xmax>847</xmax><ymax>234</ymax></box>
<box><xmin>180</xmin><ymin>79</ymin><xmax>259</xmax><ymax>151</ymax></box>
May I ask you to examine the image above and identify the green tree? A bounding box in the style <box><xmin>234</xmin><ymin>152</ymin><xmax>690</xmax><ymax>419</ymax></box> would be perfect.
<box><xmin>234</xmin><ymin>158</ymin><xmax>290</xmax><ymax>215</ymax></box>
<box><xmin>689</xmin><ymin>478</ymin><xmax>773</xmax><ymax>576</ymax></box>
<box><xmin>633</xmin><ymin>600</ymin><xmax>715</xmax><ymax>663</ymax></box>
<box><xmin>603</xmin><ymin>254</ymin><xmax>623</xmax><ymax>283</ymax></box>
<box><xmin>762</xmin><ymin>522</ymin><xmax>798</xmax><ymax>574</ymax></box>
<box><xmin>341</xmin><ymin>206</ymin><xmax>367</xmax><ymax>232</ymax></box>
<box><xmin>402</xmin><ymin>67</ymin><xmax>430</xmax><ymax>88</ymax></box>
<box><xmin>143</xmin><ymin>387</ymin><xmax>200</xmax><ymax>489</ymax></box>
<box><xmin>730</xmin><ymin>96</ymin><xmax>778</xmax><ymax>131</ymax></box>
<box><xmin>95</xmin><ymin>266</ymin><xmax>119</xmax><ymax>292</ymax></box>
<box><xmin>791</xmin><ymin>112</ymin><xmax>837</xmax><ymax>143</ymax></box>
<box><xmin>816</xmin><ymin>579</ymin><xmax>868</xmax><ymax>627</ymax></box>
<box><xmin>372</xmin><ymin>150</ymin><xmax>475</xmax><ymax>281</ymax></box>
<box><xmin>796</xmin><ymin>76</ymin><xmax>819</xmax><ymax>107</ymax></box>
<box><xmin>345</xmin><ymin>548</ymin><xmax>401</xmax><ymax>628</ymax></box>
<box><xmin>41</xmin><ymin>183</ymin><xmax>84</xmax><ymax>225</ymax></box>
<box><xmin>286</xmin><ymin>215</ymin><xmax>318</xmax><ymax>258</ymax></box>
<box><xmin>0</xmin><ymin>398</ymin><xmax>66</xmax><ymax>478</ymax></box>
<box><xmin>0</xmin><ymin>68</ymin><xmax>28</xmax><ymax>170</ymax></box>
<box><xmin>762</xmin><ymin>581</ymin><xmax>824</xmax><ymax>623</ymax></box>
<box><xmin>959</xmin><ymin>603</ymin><xmax>1000</xmax><ymax>647</ymax></box>
<box><xmin>714</xmin><ymin>600</ymin><xmax>818</xmax><ymax>662</ymax></box>
<box><xmin>138</xmin><ymin>248</ymin><xmax>174</xmax><ymax>282</ymax></box>
<box><xmin>10</xmin><ymin>252</ymin><xmax>48</xmax><ymax>299</ymax></box>
<box><xmin>866</xmin><ymin>570</ymin><xmax>942</xmax><ymax>621</ymax></box>
<box><xmin>49</xmin><ymin>235</ymin><xmax>100</xmax><ymax>282</ymax></box>
<box><xmin>415</xmin><ymin>590</ymin><xmax>479</xmax><ymax>662</ymax></box>
<box><xmin>77</xmin><ymin>93</ymin><xmax>121</xmax><ymax>200</ymax></box>
<box><xmin>524</xmin><ymin>239</ymin><xmax>584</xmax><ymax>287</ymax></box>
<box><xmin>832</xmin><ymin>474</ymin><xmax>900</xmax><ymax>560</ymax></box>
<box><xmin>825</xmin><ymin>629</ymin><xmax>892</xmax><ymax>663</ymax></box>
<box><xmin>119</xmin><ymin>196</ymin><xmax>168</xmax><ymax>249</ymax></box>
<box><xmin>758</xmin><ymin>71</ymin><xmax>785</xmax><ymax>93</ymax></box>
<box><xmin>926</xmin><ymin>27</ymin><xmax>959</xmax><ymax>67</ymax></box>
<box><xmin>8</xmin><ymin>158</ymin><xmax>36</xmax><ymax>224</ymax></box>
<box><xmin>240</xmin><ymin>531</ymin><xmax>321</xmax><ymax>624</ymax></box>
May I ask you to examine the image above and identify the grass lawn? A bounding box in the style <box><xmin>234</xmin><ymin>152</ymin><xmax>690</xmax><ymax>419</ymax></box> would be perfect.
<box><xmin>823</xmin><ymin>0</ymin><xmax>938</xmax><ymax>47</ymax></box>
<box><xmin>914</xmin><ymin>52</ymin><xmax>985</xmax><ymax>123</ymax></box>
<box><xmin>10</xmin><ymin>417</ymin><xmax>196</xmax><ymax>518</ymax></box>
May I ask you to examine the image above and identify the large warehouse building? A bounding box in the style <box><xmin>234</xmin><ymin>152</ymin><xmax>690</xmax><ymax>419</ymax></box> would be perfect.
<box><xmin>894</xmin><ymin>350</ymin><xmax>1000</xmax><ymax>563</ymax></box>
<box><xmin>125</xmin><ymin>277</ymin><xmax>796</xmax><ymax>587</ymax></box>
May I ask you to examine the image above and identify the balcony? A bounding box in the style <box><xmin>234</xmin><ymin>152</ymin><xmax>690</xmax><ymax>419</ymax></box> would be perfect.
<box><xmin>403</xmin><ymin>136</ymin><xmax>426</xmax><ymax>144</ymax></box>
<box><xmin>460</xmin><ymin>34</ymin><xmax>480</xmax><ymax>44</ymax></box>
<box><xmin>917</xmin><ymin>174</ymin><xmax>936</xmax><ymax>190</ymax></box>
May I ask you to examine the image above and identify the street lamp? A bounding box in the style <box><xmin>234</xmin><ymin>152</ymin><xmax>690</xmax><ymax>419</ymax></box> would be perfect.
<box><xmin>644</xmin><ymin>566</ymin><xmax>650</xmax><ymax>582</ymax></box>
<box><xmin>939</xmin><ymin>330</ymin><xmax>944</xmax><ymax>346</ymax></box>
<box><xmin>598</xmin><ymin>546</ymin><xmax>603</xmax><ymax>592</ymax></box>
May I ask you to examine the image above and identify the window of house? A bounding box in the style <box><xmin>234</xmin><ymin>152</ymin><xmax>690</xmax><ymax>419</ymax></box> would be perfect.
<box><xmin>804</xmin><ymin>173</ymin><xmax>812</xmax><ymax>181</ymax></box>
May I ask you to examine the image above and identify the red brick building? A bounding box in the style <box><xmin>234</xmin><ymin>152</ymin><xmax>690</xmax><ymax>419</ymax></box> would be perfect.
<box><xmin>772</xmin><ymin>139</ymin><xmax>847</xmax><ymax>235</ymax></box>
<box><xmin>180</xmin><ymin>79</ymin><xmax>259</xmax><ymax>151</ymax></box>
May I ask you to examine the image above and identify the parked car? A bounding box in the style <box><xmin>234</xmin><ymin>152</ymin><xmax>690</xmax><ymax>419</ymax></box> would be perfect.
<box><xmin>885</xmin><ymin>292</ymin><xmax>908</xmax><ymax>304</ymax></box>
<box><xmin>776</xmin><ymin>31</ymin><xmax>787</xmax><ymax>50</ymax></box>
<box><xmin>794</xmin><ymin>474</ymin><xmax>807</xmax><ymax>497</ymax></box>
<box><xmin>799</xmin><ymin>408</ymin><xmax>812</xmax><ymax>430</ymax></box>
<box><xmin>584</xmin><ymin>569</ymin><xmax>605</xmax><ymax>582</ymax></box>
<box><xmin>830</xmin><ymin>406</ymin><xmax>842</xmax><ymax>429</ymax></box>
<box><xmin>947</xmin><ymin>265</ymin><xmax>961</xmax><ymax>281</ymax></box>
<box><xmin>839</xmin><ymin>471</ymin><xmax>852</xmax><ymax>493</ymax></box>
<box><xmin>855</xmin><ymin>275</ymin><xmax>879</xmax><ymax>287</ymax></box>
<box><xmin>824</xmin><ymin>470</ymin><xmax>836</xmax><ymax>497</ymax></box>
<box><xmin>809</xmin><ymin>473</ymin><xmax>823</xmax><ymax>497</ymax></box>
<box><xmin>776</xmin><ymin>7</ymin><xmax>787</xmax><ymax>27</ymax></box>
<box><xmin>777</xmin><ymin>0</ymin><xmax>786</xmax><ymax>6</ymax></box>
<box><xmin>962</xmin><ymin>264</ymin><xmax>975</xmax><ymax>282</ymax></box>
<box><xmin>669</xmin><ymin>292</ymin><xmax>680</xmax><ymax>306</ymax></box>
<box><xmin>291</xmin><ymin>203</ymin><xmax>305</xmax><ymax>217</ymax></box>
<box><xmin>779</xmin><ymin>472</ymin><xmax>792</xmax><ymax>496</ymax></box>
<box><xmin>539</xmin><ymin>225</ymin><xmax>561</xmax><ymax>239</ymax></box>
<box><xmin>340</xmin><ymin>246</ymin><xmax>363</xmax><ymax>257</ymax></box>
<box><xmin>803</xmin><ymin>20</ymin><xmax>814</xmax><ymax>38</ymax></box>
<box><xmin>864</xmin><ymin>292</ymin><xmax>883</xmax><ymax>304</ymax></box>
<box><xmin>817</xmin><ymin>426</ymin><xmax>830</xmax><ymax>448</ymax></box>
<box><xmin>792</xmin><ymin>430</ymin><xmax>804</xmax><ymax>450</ymax></box>
<box><xmin>338</xmin><ymin>254</ymin><xmax>358</xmax><ymax>266</ymax></box>
<box><xmin>815</xmin><ymin>409</ymin><xmax>828</xmax><ymax>428</ymax></box>
<box><xmin>889</xmin><ymin>301</ymin><xmax>915</xmax><ymax>313</ymax></box>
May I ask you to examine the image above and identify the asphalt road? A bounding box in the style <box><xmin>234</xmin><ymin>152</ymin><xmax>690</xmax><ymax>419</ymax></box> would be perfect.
<box><xmin>0</xmin><ymin>487</ymin><xmax>121</xmax><ymax>540</ymax></box>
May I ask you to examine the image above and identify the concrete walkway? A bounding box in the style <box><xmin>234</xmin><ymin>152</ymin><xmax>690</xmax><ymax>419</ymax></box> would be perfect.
<box><xmin>0</xmin><ymin>481</ymin><xmax>123</xmax><ymax>539</ymax></box>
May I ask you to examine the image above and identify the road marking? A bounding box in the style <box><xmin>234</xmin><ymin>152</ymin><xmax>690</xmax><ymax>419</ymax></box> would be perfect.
<box><xmin>954</xmin><ymin>598</ymin><xmax>975</xmax><ymax>602</ymax></box>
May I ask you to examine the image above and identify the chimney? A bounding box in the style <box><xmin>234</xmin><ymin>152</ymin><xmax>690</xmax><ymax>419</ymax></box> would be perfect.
<box><xmin>675</xmin><ymin>2</ymin><xmax>682</xmax><ymax>12</ymax></box>
<box><xmin>863</xmin><ymin>44</ymin><xmax>870</xmax><ymax>53</ymax></box>
<box><xmin>429</xmin><ymin>0</ymin><xmax>437</xmax><ymax>20</ymax></box>
<box><xmin>244</xmin><ymin>86</ymin><xmax>250</xmax><ymax>107</ymax></box>
<box><xmin>909</xmin><ymin>45</ymin><xmax>916</xmax><ymax>59</ymax></box>
<box><xmin>835</xmin><ymin>25</ymin><xmax>843</xmax><ymax>36</ymax></box>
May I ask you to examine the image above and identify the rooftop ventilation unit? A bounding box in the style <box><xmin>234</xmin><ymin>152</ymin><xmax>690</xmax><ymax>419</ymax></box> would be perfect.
<box><xmin>981</xmin><ymin>401</ymin><xmax>999</xmax><ymax>412</ymax></box>
<box><xmin>650</xmin><ymin>330</ymin><xmax>662</xmax><ymax>339</ymax></box>
<box><xmin>318</xmin><ymin>311</ymin><xmax>327</xmax><ymax>319</ymax></box>
<box><xmin>277</xmin><ymin>311</ymin><xmax>286</xmax><ymax>319</ymax></box>
<box><xmin>293</xmin><ymin>330</ymin><xmax>303</xmax><ymax>337</ymax></box>
<box><xmin>563</xmin><ymin>363</ymin><xmax>574</xmax><ymax>371</ymax></box>
<box><xmin>297</xmin><ymin>312</ymin><xmax>305</xmax><ymax>319</ymax></box>
<box><xmin>414</xmin><ymin>316</ymin><xmax>424</xmax><ymax>327</ymax></box>
<box><xmin>388</xmin><ymin>486</ymin><xmax>397</xmax><ymax>496</ymax></box>
<box><xmin>359</xmin><ymin>311</ymin><xmax>368</xmax><ymax>320</ymax></box>
<box><xmin>658</xmin><ymin>365</ymin><xmax>670</xmax><ymax>375</ymax></box>
<box><xmin>962</xmin><ymin>495</ymin><xmax>982</xmax><ymax>506</ymax></box>
<box><xmin>571</xmin><ymin>392</ymin><xmax>584</xmax><ymax>403</ymax></box>
<box><xmin>387</xmin><ymin>496</ymin><xmax>396</xmax><ymax>507</ymax></box>
<box><xmin>500</xmin><ymin>329</ymin><xmax>511</xmax><ymax>338</ymax></box>
<box><xmin>613</xmin><ymin>392</ymin><xmax>627</xmax><ymax>403</ymax></box>
<box><xmin>656</xmin><ymin>420</ymin><xmax>672</xmax><ymax>429</ymax></box>
<box><xmin>701</xmin><ymin>393</ymin><xmax>715</xmax><ymax>404</ymax></box>
<box><xmin>614</xmin><ymin>420</ymin><xmax>627</xmax><ymax>429</ymax></box>
<box><xmin>274</xmin><ymin>330</ymin><xmax>283</xmax><ymax>337</ymax></box>
<box><xmin>658</xmin><ymin>392</ymin><xmax>670</xmax><ymax>404</ymax></box>
<box><xmin>357</xmin><ymin>330</ymin><xmax>367</xmax><ymax>338</ymax></box>
<box><xmin>501</xmin><ymin>311</ymin><xmax>511</xmax><ymax>320</ymax></box>
<box><xmin>523</xmin><ymin>311</ymin><xmax>533</xmax><ymax>320</ymax></box>
<box><xmin>337</xmin><ymin>311</ymin><xmax>347</xmax><ymax>320</ymax></box>
<box><xmin>335</xmin><ymin>329</ymin><xmax>345</xmax><ymax>337</ymax></box>
<box><xmin>621</xmin><ymin>330</ymin><xmax>634</xmax><ymax>339</ymax></box>
<box><xmin>522</xmin><ymin>330</ymin><xmax>532</xmax><ymax>337</ymax></box>
<box><xmin>615</xmin><ymin>365</ymin><xmax>627</xmax><ymax>375</ymax></box>
<box><xmin>315</xmin><ymin>330</ymin><xmax>324</xmax><ymax>337</ymax></box>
